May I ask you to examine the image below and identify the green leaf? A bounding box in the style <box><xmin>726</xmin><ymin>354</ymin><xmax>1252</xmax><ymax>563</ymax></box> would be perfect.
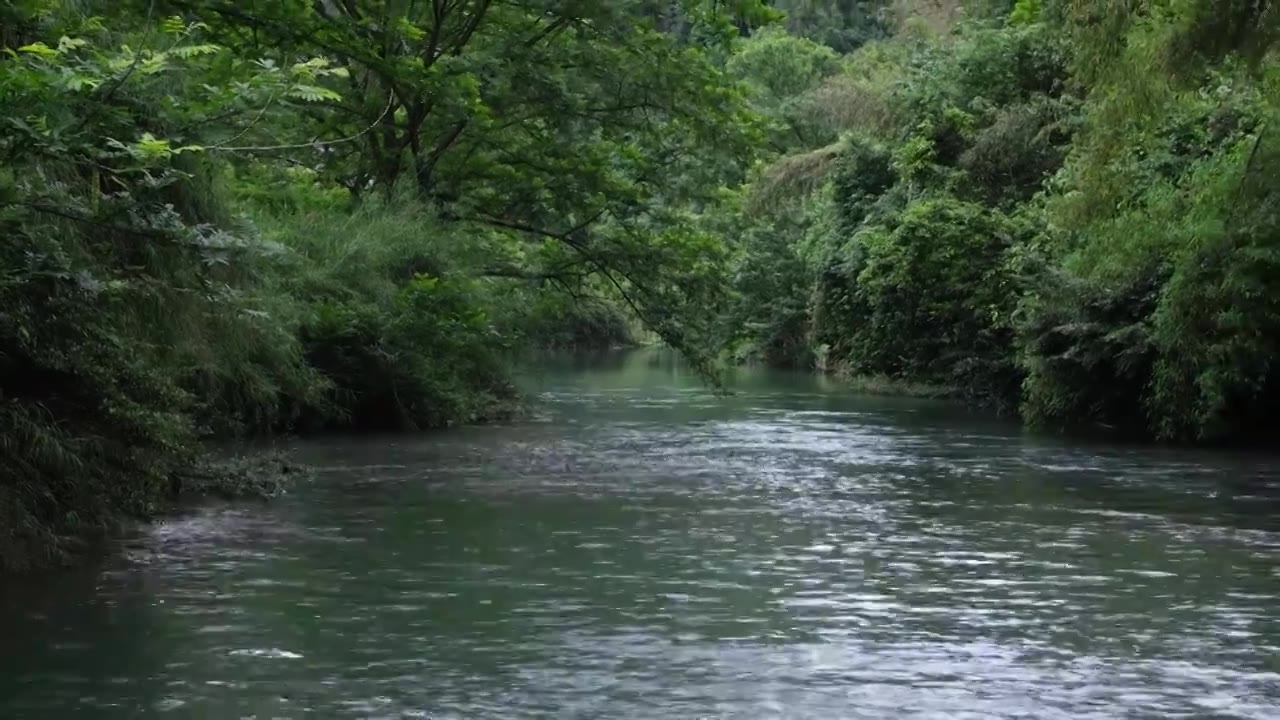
<box><xmin>139</xmin><ymin>53</ymin><xmax>170</xmax><ymax>74</ymax></box>
<box><xmin>171</xmin><ymin>44</ymin><xmax>223</xmax><ymax>59</ymax></box>
<box><xmin>61</xmin><ymin>74</ymin><xmax>102</xmax><ymax>91</ymax></box>
<box><xmin>18</xmin><ymin>42</ymin><xmax>58</xmax><ymax>57</ymax></box>
<box><xmin>287</xmin><ymin>84</ymin><xmax>342</xmax><ymax>103</ymax></box>
<box><xmin>133</xmin><ymin>132</ymin><xmax>173</xmax><ymax>159</ymax></box>
<box><xmin>57</xmin><ymin>36</ymin><xmax>90</xmax><ymax>53</ymax></box>
<box><xmin>395</xmin><ymin>17</ymin><xmax>427</xmax><ymax>40</ymax></box>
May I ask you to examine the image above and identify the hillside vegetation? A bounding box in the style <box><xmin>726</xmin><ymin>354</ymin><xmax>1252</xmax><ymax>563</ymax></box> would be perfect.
<box><xmin>728</xmin><ymin>0</ymin><xmax>1280</xmax><ymax>443</ymax></box>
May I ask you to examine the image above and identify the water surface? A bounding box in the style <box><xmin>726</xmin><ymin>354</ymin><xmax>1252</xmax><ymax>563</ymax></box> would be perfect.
<box><xmin>3</xmin><ymin>349</ymin><xmax>1280</xmax><ymax>718</ymax></box>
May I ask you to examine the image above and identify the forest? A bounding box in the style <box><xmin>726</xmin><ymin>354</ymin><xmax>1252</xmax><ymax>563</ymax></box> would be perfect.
<box><xmin>1</xmin><ymin>0</ymin><xmax>1278</xmax><ymax>570</ymax></box>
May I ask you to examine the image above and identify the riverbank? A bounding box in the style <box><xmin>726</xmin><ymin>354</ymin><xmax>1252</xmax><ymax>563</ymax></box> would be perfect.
<box><xmin>722</xmin><ymin>4</ymin><xmax>1280</xmax><ymax>444</ymax></box>
<box><xmin>0</xmin><ymin>452</ymin><xmax>309</xmax><ymax>574</ymax></box>
<box><xmin>819</xmin><ymin>359</ymin><xmax>960</xmax><ymax>401</ymax></box>
<box><xmin>0</xmin><ymin>200</ymin><xmax>526</xmax><ymax>574</ymax></box>
<box><xmin>0</xmin><ymin>4</ymin><xmax>744</xmax><ymax>576</ymax></box>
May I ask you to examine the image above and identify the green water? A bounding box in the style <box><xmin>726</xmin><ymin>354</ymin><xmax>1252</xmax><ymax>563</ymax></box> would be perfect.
<box><xmin>3</xmin><ymin>349</ymin><xmax>1280</xmax><ymax>718</ymax></box>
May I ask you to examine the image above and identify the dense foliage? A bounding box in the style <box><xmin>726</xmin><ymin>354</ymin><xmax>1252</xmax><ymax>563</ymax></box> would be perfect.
<box><xmin>0</xmin><ymin>0</ymin><xmax>764</xmax><ymax>570</ymax></box>
<box><xmin>727</xmin><ymin>0</ymin><xmax>1280</xmax><ymax>442</ymax></box>
<box><xmin>4</xmin><ymin>0</ymin><xmax>1279</xmax><ymax>569</ymax></box>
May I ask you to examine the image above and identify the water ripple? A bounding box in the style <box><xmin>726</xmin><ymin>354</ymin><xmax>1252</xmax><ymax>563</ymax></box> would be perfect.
<box><xmin>3</xmin><ymin>353</ymin><xmax>1280</xmax><ymax>718</ymax></box>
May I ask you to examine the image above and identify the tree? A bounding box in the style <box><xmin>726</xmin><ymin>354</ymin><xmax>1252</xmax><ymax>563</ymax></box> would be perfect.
<box><xmin>0</xmin><ymin>0</ymin><xmax>775</xmax><ymax>568</ymax></box>
<box><xmin>179</xmin><ymin>0</ymin><xmax>769</xmax><ymax>372</ymax></box>
<box><xmin>728</xmin><ymin>26</ymin><xmax>841</xmax><ymax>150</ymax></box>
<box><xmin>767</xmin><ymin>0</ymin><xmax>889</xmax><ymax>51</ymax></box>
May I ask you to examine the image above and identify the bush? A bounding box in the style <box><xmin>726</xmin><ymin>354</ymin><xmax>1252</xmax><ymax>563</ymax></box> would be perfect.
<box><xmin>255</xmin><ymin>203</ymin><xmax>520</xmax><ymax>431</ymax></box>
<box><xmin>845</xmin><ymin>198</ymin><xmax>1021</xmax><ymax>401</ymax></box>
<box><xmin>1020</xmin><ymin>97</ymin><xmax>1280</xmax><ymax>441</ymax></box>
<box><xmin>728</xmin><ymin>218</ymin><xmax>815</xmax><ymax>368</ymax></box>
<box><xmin>0</xmin><ymin>164</ymin><xmax>315</xmax><ymax>569</ymax></box>
<box><xmin>521</xmin><ymin>294</ymin><xmax>636</xmax><ymax>350</ymax></box>
<box><xmin>301</xmin><ymin>275</ymin><xmax>515</xmax><ymax>430</ymax></box>
<box><xmin>1017</xmin><ymin>267</ymin><xmax>1161</xmax><ymax>434</ymax></box>
<box><xmin>959</xmin><ymin>94</ymin><xmax>1078</xmax><ymax>206</ymax></box>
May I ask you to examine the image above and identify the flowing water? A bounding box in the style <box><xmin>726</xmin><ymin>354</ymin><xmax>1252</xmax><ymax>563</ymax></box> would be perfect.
<box><xmin>3</xmin><ymin>349</ymin><xmax>1280</xmax><ymax>719</ymax></box>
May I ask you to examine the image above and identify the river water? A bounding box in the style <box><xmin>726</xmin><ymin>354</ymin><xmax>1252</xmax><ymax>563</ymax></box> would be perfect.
<box><xmin>3</xmin><ymin>349</ymin><xmax>1280</xmax><ymax>719</ymax></box>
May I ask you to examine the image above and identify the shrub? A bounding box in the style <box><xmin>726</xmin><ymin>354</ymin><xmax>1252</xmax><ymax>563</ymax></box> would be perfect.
<box><xmin>521</xmin><ymin>294</ymin><xmax>636</xmax><ymax>350</ymax></box>
<box><xmin>727</xmin><ymin>216</ymin><xmax>815</xmax><ymax>368</ymax></box>
<box><xmin>0</xmin><ymin>164</ymin><xmax>314</xmax><ymax>569</ymax></box>
<box><xmin>255</xmin><ymin>203</ymin><xmax>519</xmax><ymax>431</ymax></box>
<box><xmin>1021</xmin><ymin>101</ymin><xmax>1280</xmax><ymax>441</ymax></box>
<box><xmin>845</xmin><ymin>198</ymin><xmax>1021</xmax><ymax>399</ymax></box>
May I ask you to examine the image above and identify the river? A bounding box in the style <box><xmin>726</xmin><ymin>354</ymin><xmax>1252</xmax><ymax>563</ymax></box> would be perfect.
<box><xmin>2</xmin><ymin>349</ymin><xmax>1280</xmax><ymax>718</ymax></box>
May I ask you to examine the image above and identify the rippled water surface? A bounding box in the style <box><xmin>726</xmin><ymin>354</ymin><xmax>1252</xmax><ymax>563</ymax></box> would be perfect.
<box><xmin>4</xmin><ymin>349</ymin><xmax>1280</xmax><ymax>718</ymax></box>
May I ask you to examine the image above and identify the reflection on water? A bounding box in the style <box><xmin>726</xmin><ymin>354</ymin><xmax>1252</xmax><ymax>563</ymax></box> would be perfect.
<box><xmin>2</xmin><ymin>348</ymin><xmax>1280</xmax><ymax>718</ymax></box>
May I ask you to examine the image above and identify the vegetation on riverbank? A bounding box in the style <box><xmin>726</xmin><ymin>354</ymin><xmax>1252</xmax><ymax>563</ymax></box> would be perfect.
<box><xmin>723</xmin><ymin>0</ymin><xmax>1280</xmax><ymax>443</ymax></box>
<box><xmin>3</xmin><ymin>0</ymin><xmax>1279</xmax><ymax>570</ymax></box>
<box><xmin>0</xmin><ymin>0</ymin><xmax>762</xmax><ymax>570</ymax></box>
